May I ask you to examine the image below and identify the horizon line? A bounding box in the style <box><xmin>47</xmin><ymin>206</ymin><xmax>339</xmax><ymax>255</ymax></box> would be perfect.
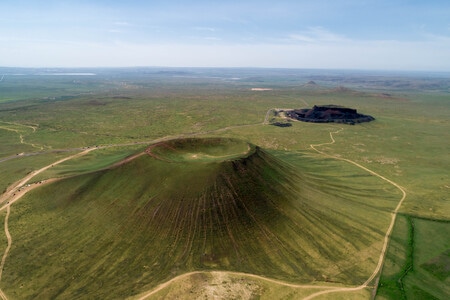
<box><xmin>1</xmin><ymin>66</ymin><xmax>450</xmax><ymax>74</ymax></box>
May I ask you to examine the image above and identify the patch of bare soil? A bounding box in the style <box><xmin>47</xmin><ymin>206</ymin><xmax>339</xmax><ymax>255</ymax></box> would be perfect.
<box><xmin>157</xmin><ymin>272</ymin><xmax>262</xmax><ymax>300</ymax></box>
<box><xmin>251</xmin><ymin>88</ymin><xmax>273</xmax><ymax>91</ymax></box>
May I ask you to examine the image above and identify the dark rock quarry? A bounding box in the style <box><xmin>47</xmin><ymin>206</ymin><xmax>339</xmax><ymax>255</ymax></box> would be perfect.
<box><xmin>286</xmin><ymin>105</ymin><xmax>374</xmax><ymax>125</ymax></box>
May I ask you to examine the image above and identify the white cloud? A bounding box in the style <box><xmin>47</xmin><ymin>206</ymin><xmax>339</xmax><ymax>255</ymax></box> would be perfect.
<box><xmin>114</xmin><ymin>21</ymin><xmax>131</xmax><ymax>26</ymax></box>
<box><xmin>288</xmin><ymin>27</ymin><xmax>349</xmax><ymax>43</ymax></box>
<box><xmin>193</xmin><ymin>27</ymin><xmax>217</xmax><ymax>32</ymax></box>
<box><xmin>288</xmin><ymin>34</ymin><xmax>315</xmax><ymax>43</ymax></box>
<box><xmin>204</xmin><ymin>37</ymin><xmax>221</xmax><ymax>41</ymax></box>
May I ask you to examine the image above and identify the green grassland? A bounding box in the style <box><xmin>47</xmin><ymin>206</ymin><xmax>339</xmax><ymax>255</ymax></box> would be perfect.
<box><xmin>0</xmin><ymin>72</ymin><xmax>119</xmax><ymax>104</ymax></box>
<box><xmin>0</xmin><ymin>69</ymin><xmax>449</xmax><ymax>299</ymax></box>
<box><xmin>4</xmin><ymin>142</ymin><xmax>398</xmax><ymax>298</ymax></box>
<box><xmin>377</xmin><ymin>216</ymin><xmax>450</xmax><ymax>299</ymax></box>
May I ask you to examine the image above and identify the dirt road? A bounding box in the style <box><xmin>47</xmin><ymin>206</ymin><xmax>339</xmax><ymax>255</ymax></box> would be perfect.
<box><xmin>305</xmin><ymin>128</ymin><xmax>407</xmax><ymax>299</ymax></box>
<box><xmin>0</xmin><ymin>148</ymin><xmax>96</xmax><ymax>208</ymax></box>
<box><xmin>0</xmin><ymin>205</ymin><xmax>11</xmax><ymax>283</ymax></box>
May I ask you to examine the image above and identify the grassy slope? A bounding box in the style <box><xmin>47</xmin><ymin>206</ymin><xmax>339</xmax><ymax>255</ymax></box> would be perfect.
<box><xmin>4</xmin><ymin>142</ymin><xmax>398</xmax><ymax>299</ymax></box>
<box><xmin>32</xmin><ymin>145</ymin><xmax>147</xmax><ymax>181</ymax></box>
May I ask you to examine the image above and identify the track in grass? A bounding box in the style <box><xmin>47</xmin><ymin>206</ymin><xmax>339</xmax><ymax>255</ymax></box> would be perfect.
<box><xmin>304</xmin><ymin>128</ymin><xmax>407</xmax><ymax>299</ymax></box>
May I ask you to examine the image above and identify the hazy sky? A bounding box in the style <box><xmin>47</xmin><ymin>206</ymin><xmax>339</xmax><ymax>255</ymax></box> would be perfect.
<box><xmin>1</xmin><ymin>0</ymin><xmax>450</xmax><ymax>71</ymax></box>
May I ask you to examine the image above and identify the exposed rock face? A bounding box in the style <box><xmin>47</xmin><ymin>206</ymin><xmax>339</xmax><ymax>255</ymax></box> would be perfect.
<box><xmin>286</xmin><ymin>105</ymin><xmax>375</xmax><ymax>125</ymax></box>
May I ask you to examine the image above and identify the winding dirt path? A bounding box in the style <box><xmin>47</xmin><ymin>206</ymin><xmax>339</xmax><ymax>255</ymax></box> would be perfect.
<box><xmin>304</xmin><ymin>128</ymin><xmax>407</xmax><ymax>299</ymax></box>
<box><xmin>0</xmin><ymin>206</ymin><xmax>11</xmax><ymax>300</ymax></box>
<box><xmin>0</xmin><ymin>123</ymin><xmax>42</xmax><ymax>151</ymax></box>
<box><xmin>0</xmin><ymin>289</ymin><xmax>6</xmax><ymax>300</ymax></box>
<box><xmin>1</xmin><ymin>122</ymin><xmax>38</xmax><ymax>133</ymax></box>
<box><xmin>0</xmin><ymin>205</ymin><xmax>11</xmax><ymax>282</ymax></box>
<box><xmin>263</xmin><ymin>108</ymin><xmax>274</xmax><ymax>124</ymax></box>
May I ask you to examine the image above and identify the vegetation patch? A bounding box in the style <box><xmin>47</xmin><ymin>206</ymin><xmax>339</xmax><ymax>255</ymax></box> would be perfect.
<box><xmin>270</xmin><ymin>121</ymin><xmax>292</xmax><ymax>127</ymax></box>
<box><xmin>377</xmin><ymin>216</ymin><xmax>450</xmax><ymax>299</ymax></box>
<box><xmin>421</xmin><ymin>248</ymin><xmax>450</xmax><ymax>281</ymax></box>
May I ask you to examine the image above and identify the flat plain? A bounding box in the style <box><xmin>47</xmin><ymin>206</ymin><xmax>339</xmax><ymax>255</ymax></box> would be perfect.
<box><xmin>0</xmin><ymin>68</ymin><xmax>448</xmax><ymax>299</ymax></box>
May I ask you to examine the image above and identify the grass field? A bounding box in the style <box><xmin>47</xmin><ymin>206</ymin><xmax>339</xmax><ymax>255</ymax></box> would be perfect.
<box><xmin>0</xmin><ymin>68</ymin><xmax>448</xmax><ymax>299</ymax></box>
<box><xmin>377</xmin><ymin>215</ymin><xmax>450</xmax><ymax>299</ymax></box>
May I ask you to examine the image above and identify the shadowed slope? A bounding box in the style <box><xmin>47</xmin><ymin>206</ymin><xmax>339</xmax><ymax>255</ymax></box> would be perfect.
<box><xmin>4</xmin><ymin>138</ymin><xmax>398</xmax><ymax>299</ymax></box>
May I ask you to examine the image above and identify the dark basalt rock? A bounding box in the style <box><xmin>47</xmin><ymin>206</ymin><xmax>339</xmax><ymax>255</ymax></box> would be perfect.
<box><xmin>271</xmin><ymin>122</ymin><xmax>292</xmax><ymax>127</ymax></box>
<box><xmin>286</xmin><ymin>105</ymin><xmax>374</xmax><ymax>125</ymax></box>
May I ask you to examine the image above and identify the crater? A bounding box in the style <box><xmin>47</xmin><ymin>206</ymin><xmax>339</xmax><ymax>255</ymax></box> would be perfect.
<box><xmin>145</xmin><ymin>137</ymin><xmax>254</xmax><ymax>162</ymax></box>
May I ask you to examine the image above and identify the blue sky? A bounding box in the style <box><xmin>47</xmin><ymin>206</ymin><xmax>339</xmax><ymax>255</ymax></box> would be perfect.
<box><xmin>1</xmin><ymin>0</ymin><xmax>449</xmax><ymax>70</ymax></box>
